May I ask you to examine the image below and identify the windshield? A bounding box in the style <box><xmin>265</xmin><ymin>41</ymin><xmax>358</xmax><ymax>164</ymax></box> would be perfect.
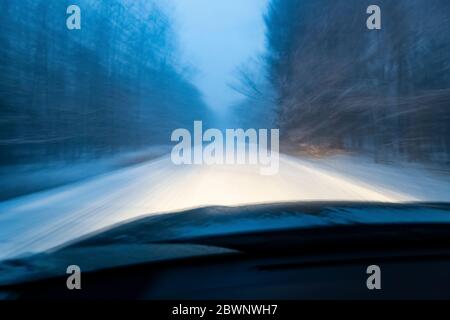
<box><xmin>0</xmin><ymin>0</ymin><xmax>449</xmax><ymax>265</ymax></box>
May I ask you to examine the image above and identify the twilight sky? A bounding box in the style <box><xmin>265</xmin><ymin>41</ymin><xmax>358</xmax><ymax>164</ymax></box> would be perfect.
<box><xmin>171</xmin><ymin>0</ymin><xmax>269</xmax><ymax>111</ymax></box>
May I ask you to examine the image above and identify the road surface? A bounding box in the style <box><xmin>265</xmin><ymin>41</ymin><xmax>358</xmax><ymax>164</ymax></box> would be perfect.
<box><xmin>0</xmin><ymin>152</ymin><xmax>448</xmax><ymax>260</ymax></box>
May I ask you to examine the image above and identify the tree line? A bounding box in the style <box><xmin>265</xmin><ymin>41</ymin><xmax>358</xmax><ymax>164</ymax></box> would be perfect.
<box><xmin>263</xmin><ymin>0</ymin><xmax>450</xmax><ymax>164</ymax></box>
<box><xmin>0</xmin><ymin>0</ymin><xmax>210</xmax><ymax>165</ymax></box>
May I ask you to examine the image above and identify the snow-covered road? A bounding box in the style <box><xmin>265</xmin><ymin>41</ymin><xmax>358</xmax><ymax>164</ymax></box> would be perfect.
<box><xmin>0</xmin><ymin>153</ymin><xmax>448</xmax><ymax>260</ymax></box>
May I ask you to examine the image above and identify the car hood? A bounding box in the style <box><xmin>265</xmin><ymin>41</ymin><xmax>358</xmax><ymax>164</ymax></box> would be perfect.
<box><xmin>1</xmin><ymin>201</ymin><xmax>450</xmax><ymax>287</ymax></box>
<box><xmin>71</xmin><ymin>202</ymin><xmax>450</xmax><ymax>247</ymax></box>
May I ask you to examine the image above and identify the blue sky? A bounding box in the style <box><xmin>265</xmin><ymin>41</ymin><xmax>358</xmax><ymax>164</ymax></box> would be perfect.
<box><xmin>171</xmin><ymin>0</ymin><xmax>269</xmax><ymax>111</ymax></box>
